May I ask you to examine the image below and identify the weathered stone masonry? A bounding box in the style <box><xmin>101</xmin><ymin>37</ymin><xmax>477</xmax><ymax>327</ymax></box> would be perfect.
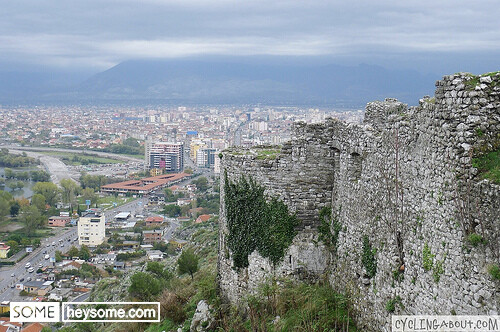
<box><xmin>218</xmin><ymin>73</ymin><xmax>500</xmax><ymax>330</ymax></box>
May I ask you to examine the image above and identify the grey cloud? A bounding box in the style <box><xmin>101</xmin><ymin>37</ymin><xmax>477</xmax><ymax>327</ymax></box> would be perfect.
<box><xmin>0</xmin><ymin>0</ymin><xmax>498</xmax><ymax>70</ymax></box>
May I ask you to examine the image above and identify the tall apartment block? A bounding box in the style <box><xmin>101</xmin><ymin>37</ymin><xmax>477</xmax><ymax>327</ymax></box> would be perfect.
<box><xmin>78</xmin><ymin>210</ymin><xmax>105</xmax><ymax>247</ymax></box>
<box><xmin>196</xmin><ymin>148</ymin><xmax>218</xmax><ymax>168</ymax></box>
<box><xmin>145</xmin><ymin>139</ymin><xmax>184</xmax><ymax>173</ymax></box>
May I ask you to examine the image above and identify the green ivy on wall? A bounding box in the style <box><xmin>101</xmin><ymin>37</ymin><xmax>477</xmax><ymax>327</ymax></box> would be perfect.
<box><xmin>224</xmin><ymin>172</ymin><xmax>300</xmax><ymax>269</ymax></box>
<box><xmin>362</xmin><ymin>235</ymin><xmax>377</xmax><ymax>278</ymax></box>
<box><xmin>318</xmin><ymin>206</ymin><xmax>342</xmax><ymax>250</ymax></box>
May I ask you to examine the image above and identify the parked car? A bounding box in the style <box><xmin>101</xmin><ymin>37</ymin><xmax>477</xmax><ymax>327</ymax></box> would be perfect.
<box><xmin>28</xmin><ymin>267</ymin><xmax>34</xmax><ymax>273</ymax></box>
<box><xmin>44</xmin><ymin>254</ymin><xmax>50</xmax><ymax>260</ymax></box>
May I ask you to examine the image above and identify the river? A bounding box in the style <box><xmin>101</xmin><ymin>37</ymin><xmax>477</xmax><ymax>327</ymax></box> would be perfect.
<box><xmin>0</xmin><ymin>167</ymin><xmax>37</xmax><ymax>198</ymax></box>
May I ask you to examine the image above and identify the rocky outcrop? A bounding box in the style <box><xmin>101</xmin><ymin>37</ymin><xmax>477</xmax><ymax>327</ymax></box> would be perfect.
<box><xmin>218</xmin><ymin>72</ymin><xmax>500</xmax><ymax>330</ymax></box>
<box><xmin>190</xmin><ymin>300</ymin><xmax>214</xmax><ymax>332</ymax></box>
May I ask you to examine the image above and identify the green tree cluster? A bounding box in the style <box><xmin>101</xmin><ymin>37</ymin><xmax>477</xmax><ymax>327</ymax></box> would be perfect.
<box><xmin>192</xmin><ymin>177</ymin><xmax>209</xmax><ymax>192</ymax></box>
<box><xmin>164</xmin><ymin>188</ymin><xmax>185</xmax><ymax>202</ymax></box>
<box><xmin>19</xmin><ymin>205</ymin><xmax>46</xmax><ymax>235</ymax></box>
<box><xmin>163</xmin><ymin>204</ymin><xmax>181</xmax><ymax>217</ymax></box>
<box><xmin>0</xmin><ymin>149</ymin><xmax>39</xmax><ymax>167</ymax></box>
<box><xmin>32</xmin><ymin>182</ymin><xmax>60</xmax><ymax>206</ymax></box>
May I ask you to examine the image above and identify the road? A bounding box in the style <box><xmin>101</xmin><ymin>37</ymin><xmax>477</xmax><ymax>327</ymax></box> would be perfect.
<box><xmin>103</xmin><ymin>197</ymin><xmax>148</xmax><ymax>221</ymax></box>
<box><xmin>164</xmin><ymin>219</ymin><xmax>180</xmax><ymax>242</ymax></box>
<box><xmin>0</xmin><ymin>227</ymin><xmax>78</xmax><ymax>301</ymax></box>
<box><xmin>0</xmin><ymin>197</ymin><xmax>150</xmax><ymax>302</ymax></box>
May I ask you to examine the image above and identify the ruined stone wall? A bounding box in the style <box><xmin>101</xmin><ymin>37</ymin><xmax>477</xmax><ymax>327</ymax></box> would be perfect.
<box><xmin>218</xmin><ymin>73</ymin><xmax>500</xmax><ymax>330</ymax></box>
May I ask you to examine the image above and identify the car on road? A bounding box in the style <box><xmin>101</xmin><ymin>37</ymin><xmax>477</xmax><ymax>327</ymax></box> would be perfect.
<box><xmin>28</xmin><ymin>267</ymin><xmax>34</xmax><ymax>273</ymax></box>
<box><xmin>19</xmin><ymin>278</ymin><xmax>24</xmax><ymax>282</ymax></box>
<box><xmin>25</xmin><ymin>262</ymin><xmax>31</xmax><ymax>268</ymax></box>
<box><xmin>10</xmin><ymin>284</ymin><xmax>15</xmax><ymax>288</ymax></box>
<box><xmin>60</xmin><ymin>244</ymin><xmax>64</xmax><ymax>247</ymax></box>
<box><xmin>10</xmin><ymin>272</ymin><xmax>15</xmax><ymax>277</ymax></box>
<box><xmin>44</xmin><ymin>255</ymin><xmax>49</xmax><ymax>260</ymax></box>
<box><xmin>38</xmin><ymin>263</ymin><xmax>43</xmax><ymax>268</ymax></box>
<box><xmin>26</xmin><ymin>277</ymin><xmax>32</xmax><ymax>281</ymax></box>
<box><xmin>52</xmin><ymin>242</ymin><xmax>56</xmax><ymax>246</ymax></box>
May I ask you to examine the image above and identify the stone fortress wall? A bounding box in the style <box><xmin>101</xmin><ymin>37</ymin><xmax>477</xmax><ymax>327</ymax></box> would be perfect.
<box><xmin>218</xmin><ymin>73</ymin><xmax>500</xmax><ymax>330</ymax></box>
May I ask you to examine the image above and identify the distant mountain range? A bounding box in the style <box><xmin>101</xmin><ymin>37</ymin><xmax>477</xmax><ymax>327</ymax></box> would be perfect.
<box><xmin>0</xmin><ymin>58</ymin><xmax>439</xmax><ymax>107</ymax></box>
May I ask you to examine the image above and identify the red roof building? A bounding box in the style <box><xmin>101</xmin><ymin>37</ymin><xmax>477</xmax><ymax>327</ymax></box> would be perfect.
<box><xmin>101</xmin><ymin>173</ymin><xmax>190</xmax><ymax>195</ymax></box>
<box><xmin>145</xmin><ymin>216</ymin><xmax>164</xmax><ymax>227</ymax></box>
<box><xmin>195</xmin><ymin>214</ymin><xmax>211</xmax><ymax>224</ymax></box>
<box><xmin>21</xmin><ymin>322</ymin><xmax>45</xmax><ymax>332</ymax></box>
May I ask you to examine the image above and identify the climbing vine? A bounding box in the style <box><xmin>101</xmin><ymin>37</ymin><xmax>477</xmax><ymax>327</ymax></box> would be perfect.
<box><xmin>361</xmin><ymin>235</ymin><xmax>377</xmax><ymax>278</ymax></box>
<box><xmin>224</xmin><ymin>172</ymin><xmax>299</xmax><ymax>269</ymax></box>
<box><xmin>318</xmin><ymin>206</ymin><xmax>342</xmax><ymax>251</ymax></box>
<box><xmin>422</xmin><ymin>242</ymin><xmax>434</xmax><ymax>271</ymax></box>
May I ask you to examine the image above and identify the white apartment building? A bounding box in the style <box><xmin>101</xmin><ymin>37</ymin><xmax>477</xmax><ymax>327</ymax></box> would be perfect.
<box><xmin>145</xmin><ymin>139</ymin><xmax>184</xmax><ymax>172</ymax></box>
<box><xmin>78</xmin><ymin>211</ymin><xmax>105</xmax><ymax>247</ymax></box>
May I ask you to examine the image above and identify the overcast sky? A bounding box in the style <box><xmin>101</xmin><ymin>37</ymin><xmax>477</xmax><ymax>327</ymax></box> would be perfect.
<box><xmin>0</xmin><ymin>0</ymin><xmax>499</xmax><ymax>74</ymax></box>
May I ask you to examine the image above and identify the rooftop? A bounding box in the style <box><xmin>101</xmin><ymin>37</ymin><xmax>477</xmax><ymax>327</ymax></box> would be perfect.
<box><xmin>101</xmin><ymin>173</ymin><xmax>189</xmax><ymax>192</ymax></box>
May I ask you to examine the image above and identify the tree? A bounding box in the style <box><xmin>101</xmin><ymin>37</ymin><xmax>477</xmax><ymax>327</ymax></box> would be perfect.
<box><xmin>4</xmin><ymin>168</ymin><xmax>14</xmax><ymax>178</ymax></box>
<box><xmin>81</xmin><ymin>187</ymin><xmax>98</xmax><ymax>206</ymax></box>
<box><xmin>33</xmin><ymin>182</ymin><xmax>60</xmax><ymax>206</ymax></box>
<box><xmin>9</xmin><ymin>200</ymin><xmax>20</xmax><ymax>216</ymax></box>
<box><xmin>31</xmin><ymin>194</ymin><xmax>46</xmax><ymax>212</ymax></box>
<box><xmin>128</xmin><ymin>272</ymin><xmax>163</xmax><ymax>300</ymax></box>
<box><xmin>0</xmin><ymin>196</ymin><xmax>9</xmax><ymax>219</ymax></box>
<box><xmin>192</xmin><ymin>177</ymin><xmax>209</xmax><ymax>192</ymax></box>
<box><xmin>68</xmin><ymin>246</ymin><xmax>79</xmax><ymax>258</ymax></box>
<box><xmin>60</xmin><ymin>179</ymin><xmax>79</xmax><ymax>209</ymax></box>
<box><xmin>55</xmin><ymin>250</ymin><xmax>63</xmax><ymax>262</ymax></box>
<box><xmin>19</xmin><ymin>205</ymin><xmax>45</xmax><ymax>235</ymax></box>
<box><xmin>79</xmin><ymin>245</ymin><xmax>91</xmax><ymax>260</ymax></box>
<box><xmin>30</xmin><ymin>170</ymin><xmax>51</xmax><ymax>182</ymax></box>
<box><xmin>32</xmin><ymin>238</ymin><xmax>41</xmax><ymax>247</ymax></box>
<box><xmin>177</xmin><ymin>248</ymin><xmax>199</xmax><ymax>280</ymax></box>
<box><xmin>163</xmin><ymin>204</ymin><xmax>181</xmax><ymax>217</ymax></box>
<box><xmin>184</xmin><ymin>167</ymin><xmax>193</xmax><ymax>174</ymax></box>
<box><xmin>6</xmin><ymin>240</ymin><xmax>18</xmax><ymax>254</ymax></box>
<box><xmin>146</xmin><ymin>261</ymin><xmax>172</xmax><ymax>280</ymax></box>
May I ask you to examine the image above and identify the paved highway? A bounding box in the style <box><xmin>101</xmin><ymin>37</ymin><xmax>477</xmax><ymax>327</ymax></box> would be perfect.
<box><xmin>0</xmin><ymin>197</ymin><xmax>150</xmax><ymax>302</ymax></box>
<box><xmin>0</xmin><ymin>227</ymin><xmax>78</xmax><ymax>301</ymax></box>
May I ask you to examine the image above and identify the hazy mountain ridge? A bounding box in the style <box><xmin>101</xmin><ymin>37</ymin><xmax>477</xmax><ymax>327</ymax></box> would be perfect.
<box><xmin>0</xmin><ymin>58</ymin><xmax>438</xmax><ymax>107</ymax></box>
